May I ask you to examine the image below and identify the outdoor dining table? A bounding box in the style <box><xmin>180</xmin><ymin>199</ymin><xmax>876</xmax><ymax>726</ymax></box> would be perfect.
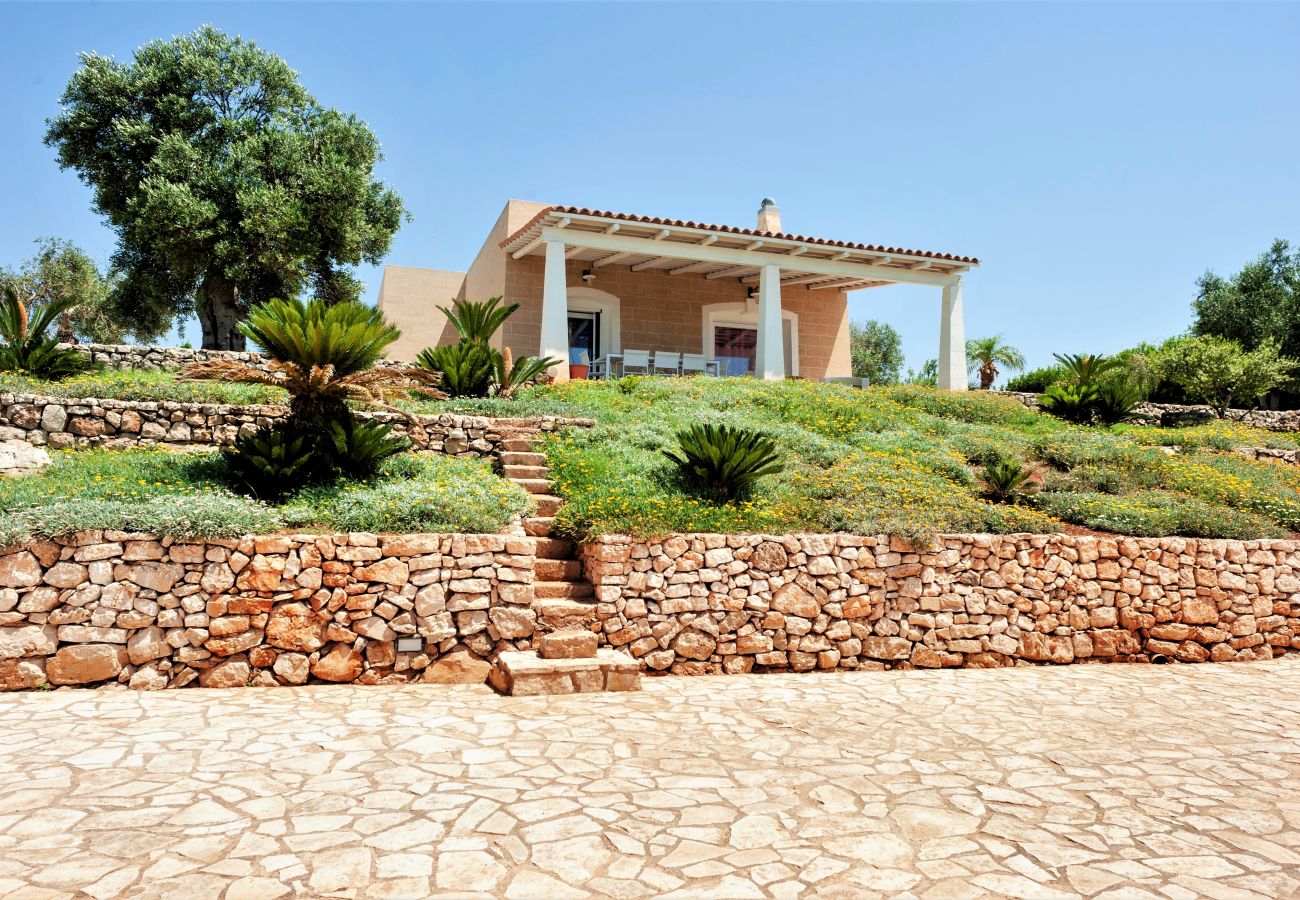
<box><xmin>590</xmin><ymin>353</ymin><xmax>722</xmax><ymax>378</ymax></box>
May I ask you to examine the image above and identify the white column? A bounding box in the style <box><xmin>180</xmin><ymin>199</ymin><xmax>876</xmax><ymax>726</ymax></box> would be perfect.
<box><xmin>756</xmin><ymin>264</ymin><xmax>785</xmax><ymax>380</ymax></box>
<box><xmin>937</xmin><ymin>279</ymin><xmax>967</xmax><ymax>392</ymax></box>
<box><xmin>540</xmin><ymin>239</ymin><xmax>570</xmax><ymax>381</ymax></box>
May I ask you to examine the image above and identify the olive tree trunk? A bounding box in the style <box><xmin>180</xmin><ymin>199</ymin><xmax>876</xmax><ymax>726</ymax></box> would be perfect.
<box><xmin>197</xmin><ymin>272</ymin><xmax>247</xmax><ymax>350</ymax></box>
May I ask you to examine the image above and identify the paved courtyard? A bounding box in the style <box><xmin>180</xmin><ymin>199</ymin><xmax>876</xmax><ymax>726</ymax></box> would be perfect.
<box><xmin>1</xmin><ymin>659</ymin><xmax>1299</xmax><ymax>900</ymax></box>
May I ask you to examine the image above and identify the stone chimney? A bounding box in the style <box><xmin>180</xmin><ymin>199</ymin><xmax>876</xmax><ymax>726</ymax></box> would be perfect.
<box><xmin>756</xmin><ymin>197</ymin><xmax>782</xmax><ymax>234</ymax></box>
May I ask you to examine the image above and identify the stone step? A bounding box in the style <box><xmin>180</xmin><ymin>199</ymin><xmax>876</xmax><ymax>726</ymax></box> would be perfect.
<box><xmin>533</xmin><ymin>537</ymin><xmax>574</xmax><ymax>559</ymax></box>
<box><xmin>503</xmin><ymin>465</ymin><xmax>549</xmax><ymax>481</ymax></box>
<box><xmin>535</xmin><ymin>558</ymin><xmax>583</xmax><ymax>581</ymax></box>
<box><xmin>500</xmin><ymin>438</ymin><xmax>538</xmax><ymax>453</ymax></box>
<box><xmin>533</xmin><ymin>495</ymin><xmax>562</xmax><ymax>517</ymax></box>
<box><xmin>539</xmin><ymin>630</ymin><xmax>598</xmax><ymax>659</ymax></box>
<box><xmin>516</xmin><ymin>479</ymin><xmax>554</xmax><ymax>495</ymax></box>
<box><xmin>487</xmin><ymin>649</ymin><xmax>640</xmax><ymax>696</ymax></box>
<box><xmin>535</xmin><ymin>580</ymin><xmax>595</xmax><ymax>600</ymax></box>
<box><xmin>500</xmin><ymin>451</ymin><xmax>547</xmax><ymax>467</ymax></box>
<box><xmin>533</xmin><ymin>597</ymin><xmax>598</xmax><ymax>619</ymax></box>
<box><xmin>523</xmin><ymin>517</ymin><xmax>553</xmax><ymax>537</ymax></box>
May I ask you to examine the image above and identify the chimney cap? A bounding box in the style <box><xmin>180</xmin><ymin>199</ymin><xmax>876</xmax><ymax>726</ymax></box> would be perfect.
<box><xmin>759</xmin><ymin>197</ymin><xmax>778</xmax><ymax>209</ymax></box>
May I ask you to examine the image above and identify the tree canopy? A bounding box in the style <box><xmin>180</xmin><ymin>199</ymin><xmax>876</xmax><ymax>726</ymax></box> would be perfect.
<box><xmin>0</xmin><ymin>238</ymin><xmax>126</xmax><ymax>343</ymax></box>
<box><xmin>1192</xmin><ymin>239</ymin><xmax>1300</xmax><ymax>360</ymax></box>
<box><xmin>849</xmin><ymin>319</ymin><xmax>904</xmax><ymax>385</ymax></box>
<box><xmin>44</xmin><ymin>26</ymin><xmax>407</xmax><ymax>349</ymax></box>
<box><xmin>1161</xmin><ymin>334</ymin><xmax>1297</xmax><ymax>418</ymax></box>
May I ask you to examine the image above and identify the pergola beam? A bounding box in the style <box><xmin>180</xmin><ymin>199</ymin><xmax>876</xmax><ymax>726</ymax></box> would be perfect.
<box><xmin>630</xmin><ymin>256</ymin><xmax>674</xmax><ymax>272</ymax></box>
<box><xmin>705</xmin><ymin>265</ymin><xmax>756</xmax><ymax>281</ymax></box>
<box><xmin>668</xmin><ymin>261</ymin><xmax>716</xmax><ymax>276</ymax></box>
<box><xmin>538</xmin><ymin>225</ymin><xmax>960</xmax><ymax>287</ymax></box>
<box><xmin>593</xmin><ymin>251</ymin><xmax>635</xmax><ymax>268</ymax></box>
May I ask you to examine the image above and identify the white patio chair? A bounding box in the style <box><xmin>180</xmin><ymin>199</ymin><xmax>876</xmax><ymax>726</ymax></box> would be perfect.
<box><xmin>652</xmin><ymin>351</ymin><xmax>681</xmax><ymax>375</ymax></box>
<box><xmin>588</xmin><ymin>355</ymin><xmax>611</xmax><ymax>380</ymax></box>
<box><xmin>681</xmin><ymin>353</ymin><xmax>710</xmax><ymax>376</ymax></box>
<box><xmin>621</xmin><ymin>349</ymin><xmax>651</xmax><ymax>376</ymax></box>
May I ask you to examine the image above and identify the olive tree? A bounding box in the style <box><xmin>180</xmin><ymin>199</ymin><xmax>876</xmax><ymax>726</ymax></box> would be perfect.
<box><xmin>1161</xmin><ymin>335</ymin><xmax>1297</xmax><ymax>418</ymax></box>
<box><xmin>44</xmin><ymin>26</ymin><xmax>406</xmax><ymax>349</ymax></box>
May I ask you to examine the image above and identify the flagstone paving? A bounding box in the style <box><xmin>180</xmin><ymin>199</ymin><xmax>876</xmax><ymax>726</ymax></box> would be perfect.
<box><xmin>1</xmin><ymin>658</ymin><xmax>1300</xmax><ymax>899</ymax></box>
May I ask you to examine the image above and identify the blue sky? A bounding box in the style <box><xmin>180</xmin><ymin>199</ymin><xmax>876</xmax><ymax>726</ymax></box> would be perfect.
<box><xmin>2</xmin><ymin>2</ymin><xmax>1297</xmax><ymax>374</ymax></box>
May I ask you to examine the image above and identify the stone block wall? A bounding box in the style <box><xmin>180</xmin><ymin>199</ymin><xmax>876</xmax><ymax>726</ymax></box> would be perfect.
<box><xmin>67</xmin><ymin>343</ymin><xmax>266</xmax><ymax>371</ymax></box>
<box><xmin>0</xmin><ymin>531</ymin><xmax>538</xmax><ymax>690</ymax></box>
<box><xmin>994</xmin><ymin>390</ymin><xmax>1300</xmax><ymax>432</ymax></box>
<box><xmin>579</xmin><ymin>533</ymin><xmax>1300</xmax><ymax>676</ymax></box>
<box><xmin>0</xmin><ymin>392</ymin><xmax>588</xmax><ymax>454</ymax></box>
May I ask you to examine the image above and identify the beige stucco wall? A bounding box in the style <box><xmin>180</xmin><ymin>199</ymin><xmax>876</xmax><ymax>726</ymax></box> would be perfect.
<box><xmin>378</xmin><ymin>198</ymin><xmax>852</xmax><ymax>376</ymax></box>
<box><xmin>464</xmin><ymin>200</ymin><xmax>550</xmax><ymax>351</ymax></box>
<box><xmin>376</xmin><ymin>266</ymin><xmax>466</xmax><ymax>361</ymax></box>
<box><xmin>502</xmin><ymin>256</ymin><xmax>851</xmax><ymax>379</ymax></box>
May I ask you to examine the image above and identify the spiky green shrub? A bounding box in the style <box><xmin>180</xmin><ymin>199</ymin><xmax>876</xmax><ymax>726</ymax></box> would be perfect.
<box><xmin>221</xmin><ymin>422</ymin><xmax>325</xmax><ymax>498</ymax></box>
<box><xmin>496</xmin><ymin>346</ymin><xmax>560</xmax><ymax>398</ymax></box>
<box><xmin>184</xmin><ymin>296</ymin><xmax>440</xmax><ymax>423</ymax></box>
<box><xmin>438</xmin><ymin>296</ymin><xmax>519</xmax><ymax>345</ymax></box>
<box><xmin>662</xmin><ymin>423</ymin><xmax>783</xmax><ymax>503</ymax></box>
<box><xmin>417</xmin><ymin>341</ymin><xmax>496</xmax><ymax>398</ymax></box>
<box><xmin>0</xmin><ymin>285</ymin><xmax>94</xmax><ymax>380</ymax></box>
<box><xmin>1039</xmin><ymin>382</ymin><xmax>1099</xmax><ymax>424</ymax></box>
<box><xmin>417</xmin><ymin>299</ymin><xmax>559</xmax><ymax>399</ymax></box>
<box><xmin>1092</xmin><ymin>380</ymin><xmax>1144</xmax><ymax>425</ymax></box>
<box><xmin>981</xmin><ymin>459</ymin><xmax>1036</xmax><ymax>503</ymax></box>
<box><xmin>323</xmin><ymin>414</ymin><xmax>410</xmax><ymax>478</ymax></box>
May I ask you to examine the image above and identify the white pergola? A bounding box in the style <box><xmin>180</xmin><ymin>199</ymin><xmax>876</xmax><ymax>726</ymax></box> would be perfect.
<box><xmin>500</xmin><ymin>207</ymin><xmax>978</xmax><ymax>389</ymax></box>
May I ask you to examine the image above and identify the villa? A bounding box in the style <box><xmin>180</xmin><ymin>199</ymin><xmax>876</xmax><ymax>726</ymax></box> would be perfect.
<box><xmin>378</xmin><ymin>199</ymin><xmax>979</xmax><ymax>389</ymax></box>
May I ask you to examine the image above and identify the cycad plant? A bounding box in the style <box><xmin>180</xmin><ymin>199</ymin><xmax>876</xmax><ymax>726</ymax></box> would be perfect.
<box><xmin>1039</xmin><ymin>381</ymin><xmax>1100</xmax><ymax>424</ymax></box>
<box><xmin>185</xmin><ymin>297</ymin><xmax>439</xmax><ymax>489</ymax></box>
<box><xmin>496</xmin><ymin>346</ymin><xmax>558</xmax><ymax>398</ymax></box>
<box><xmin>415</xmin><ymin>297</ymin><xmax>559</xmax><ymax>398</ymax></box>
<box><xmin>1038</xmin><ymin>352</ymin><xmax>1144</xmax><ymax>427</ymax></box>
<box><xmin>184</xmin><ymin>297</ymin><xmax>443</xmax><ymax>423</ymax></box>
<box><xmin>981</xmin><ymin>459</ymin><xmax>1037</xmax><ymax>503</ymax></box>
<box><xmin>0</xmin><ymin>284</ymin><xmax>93</xmax><ymax>380</ymax></box>
<box><xmin>1092</xmin><ymin>380</ymin><xmax>1144</xmax><ymax>425</ymax></box>
<box><xmin>439</xmin><ymin>297</ymin><xmax>519</xmax><ymax>344</ymax></box>
<box><xmin>966</xmin><ymin>336</ymin><xmax>1025</xmax><ymax>390</ymax></box>
<box><xmin>662</xmin><ymin>423</ymin><xmax>783</xmax><ymax>503</ymax></box>
<box><xmin>1055</xmin><ymin>352</ymin><xmax>1123</xmax><ymax>386</ymax></box>
<box><xmin>416</xmin><ymin>341</ymin><xmax>496</xmax><ymax>398</ymax></box>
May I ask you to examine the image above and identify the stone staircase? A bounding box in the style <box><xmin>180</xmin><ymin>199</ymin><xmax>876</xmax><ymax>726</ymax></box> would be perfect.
<box><xmin>497</xmin><ymin>437</ymin><xmax>599</xmax><ymax>631</ymax></box>
<box><xmin>492</xmin><ymin>435</ymin><xmax>638</xmax><ymax>696</ymax></box>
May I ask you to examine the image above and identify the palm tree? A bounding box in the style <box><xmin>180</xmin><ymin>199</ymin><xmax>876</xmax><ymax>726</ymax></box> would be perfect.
<box><xmin>966</xmin><ymin>336</ymin><xmax>1026</xmax><ymax>390</ymax></box>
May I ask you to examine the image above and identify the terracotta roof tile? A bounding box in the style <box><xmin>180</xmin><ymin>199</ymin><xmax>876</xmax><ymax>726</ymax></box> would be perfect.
<box><xmin>500</xmin><ymin>205</ymin><xmax>978</xmax><ymax>264</ymax></box>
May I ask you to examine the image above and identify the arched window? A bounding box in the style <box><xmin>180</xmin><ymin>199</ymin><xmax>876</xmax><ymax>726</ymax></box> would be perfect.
<box><xmin>701</xmin><ymin>301</ymin><xmax>799</xmax><ymax>376</ymax></box>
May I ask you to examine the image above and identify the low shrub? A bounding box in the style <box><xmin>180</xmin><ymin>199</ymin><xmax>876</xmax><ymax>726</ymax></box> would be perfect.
<box><xmin>1034</xmin><ymin>490</ymin><xmax>1284</xmax><ymax>539</ymax></box>
<box><xmin>1004</xmin><ymin>365</ymin><xmax>1067</xmax><ymax>393</ymax></box>
<box><xmin>1119</xmin><ymin>421</ymin><xmax>1299</xmax><ymax>452</ymax></box>
<box><xmin>0</xmin><ymin>369</ymin><xmax>286</xmax><ymax>405</ymax></box>
<box><xmin>0</xmin><ymin>449</ymin><xmax>529</xmax><ymax>542</ymax></box>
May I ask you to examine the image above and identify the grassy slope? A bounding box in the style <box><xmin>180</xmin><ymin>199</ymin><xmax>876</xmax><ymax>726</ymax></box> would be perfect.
<box><xmin>434</xmin><ymin>378</ymin><xmax>1300</xmax><ymax>541</ymax></box>
<box><xmin>6</xmin><ymin>372</ymin><xmax>1300</xmax><ymax>542</ymax></box>
<box><xmin>0</xmin><ymin>450</ymin><xmax>532</xmax><ymax>544</ymax></box>
<box><xmin>0</xmin><ymin>370</ymin><xmax>286</xmax><ymax>405</ymax></box>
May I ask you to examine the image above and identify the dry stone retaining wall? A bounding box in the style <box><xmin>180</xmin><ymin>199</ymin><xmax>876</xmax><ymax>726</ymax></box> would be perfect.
<box><xmin>579</xmin><ymin>533</ymin><xmax>1300</xmax><ymax>676</ymax></box>
<box><xmin>0</xmin><ymin>392</ymin><xmax>587</xmax><ymax>455</ymax></box>
<box><xmin>67</xmin><ymin>343</ymin><xmax>265</xmax><ymax>371</ymax></box>
<box><xmin>994</xmin><ymin>390</ymin><xmax>1300</xmax><ymax>431</ymax></box>
<box><xmin>0</xmin><ymin>531</ymin><xmax>538</xmax><ymax>690</ymax></box>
